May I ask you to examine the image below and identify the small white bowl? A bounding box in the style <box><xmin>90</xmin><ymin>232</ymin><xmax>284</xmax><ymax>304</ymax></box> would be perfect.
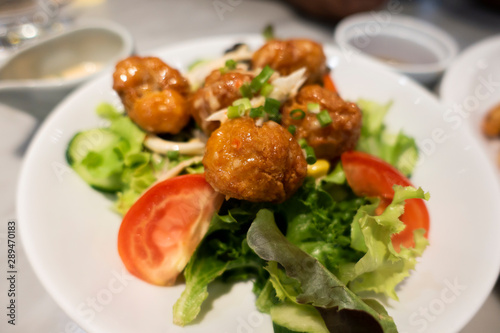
<box><xmin>0</xmin><ymin>20</ymin><xmax>134</xmax><ymax>117</ymax></box>
<box><xmin>334</xmin><ymin>13</ymin><xmax>458</xmax><ymax>85</ymax></box>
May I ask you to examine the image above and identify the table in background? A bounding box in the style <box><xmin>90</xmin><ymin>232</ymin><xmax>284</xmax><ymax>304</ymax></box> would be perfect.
<box><xmin>1</xmin><ymin>0</ymin><xmax>499</xmax><ymax>332</ymax></box>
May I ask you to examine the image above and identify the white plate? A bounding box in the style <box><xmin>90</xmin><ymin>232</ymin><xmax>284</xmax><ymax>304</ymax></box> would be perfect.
<box><xmin>18</xmin><ymin>34</ymin><xmax>500</xmax><ymax>333</ymax></box>
<box><xmin>440</xmin><ymin>35</ymin><xmax>500</xmax><ymax>171</ymax></box>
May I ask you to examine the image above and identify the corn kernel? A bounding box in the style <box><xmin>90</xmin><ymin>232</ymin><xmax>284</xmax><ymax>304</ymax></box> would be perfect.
<box><xmin>307</xmin><ymin>159</ymin><xmax>330</xmax><ymax>178</ymax></box>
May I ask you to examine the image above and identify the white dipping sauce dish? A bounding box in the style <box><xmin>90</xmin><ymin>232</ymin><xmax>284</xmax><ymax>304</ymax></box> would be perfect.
<box><xmin>334</xmin><ymin>13</ymin><xmax>458</xmax><ymax>85</ymax></box>
<box><xmin>0</xmin><ymin>20</ymin><xmax>134</xmax><ymax>118</ymax></box>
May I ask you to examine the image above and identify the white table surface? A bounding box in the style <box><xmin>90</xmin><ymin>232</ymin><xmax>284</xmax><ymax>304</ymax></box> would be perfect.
<box><xmin>1</xmin><ymin>0</ymin><xmax>499</xmax><ymax>332</ymax></box>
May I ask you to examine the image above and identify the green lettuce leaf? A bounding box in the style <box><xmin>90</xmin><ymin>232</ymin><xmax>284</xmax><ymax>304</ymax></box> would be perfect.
<box><xmin>173</xmin><ymin>205</ymin><xmax>266</xmax><ymax>326</ymax></box>
<box><xmin>255</xmin><ymin>279</ymin><xmax>278</xmax><ymax>313</ymax></box>
<box><xmin>172</xmin><ymin>245</ymin><xmax>230</xmax><ymax>326</ymax></box>
<box><xmin>247</xmin><ymin>209</ymin><xmax>398</xmax><ymax>333</ymax></box>
<box><xmin>270</xmin><ymin>301</ymin><xmax>329</xmax><ymax>333</ymax></box>
<box><xmin>356</xmin><ymin>99</ymin><xmax>419</xmax><ymax>176</ymax></box>
<box><xmin>340</xmin><ymin>185</ymin><xmax>430</xmax><ymax>300</ymax></box>
<box><xmin>278</xmin><ymin>178</ymin><xmax>366</xmax><ymax>275</ymax></box>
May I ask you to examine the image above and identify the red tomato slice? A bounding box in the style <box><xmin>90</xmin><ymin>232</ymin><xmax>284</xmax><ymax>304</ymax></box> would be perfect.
<box><xmin>118</xmin><ymin>174</ymin><xmax>223</xmax><ymax>286</ymax></box>
<box><xmin>341</xmin><ymin>151</ymin><xmax>429</xmax><ymax>251</ymax></box>
<box><xmin>323</xmin><ymin>73</ymin><xmax>338</xmax><ymax>93</ymax></box>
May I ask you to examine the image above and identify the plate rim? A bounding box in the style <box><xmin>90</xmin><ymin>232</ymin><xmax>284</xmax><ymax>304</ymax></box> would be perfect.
<box><xmin>439</xmin><ymin>34</ymin><xmax>500</xmax><ymax>105</ymax></box>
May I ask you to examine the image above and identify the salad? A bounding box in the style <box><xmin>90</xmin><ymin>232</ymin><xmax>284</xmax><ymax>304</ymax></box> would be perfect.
<box><xmin>66</xmin><ymin>32</ymin><xmax>430</xmax><ymax>333</ymax></box>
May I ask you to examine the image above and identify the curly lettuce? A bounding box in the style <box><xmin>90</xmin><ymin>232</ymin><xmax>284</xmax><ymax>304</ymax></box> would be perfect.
<box><xmin>340</xmin><ymin>185</ymin><xmax>430</xmax><ymax>300</ymax></box>
<box><xmin>356</xmin><ymin>99</ymin><xmax>419</xmax><ymax>176</ymax></box>
<box><xmin>248</xmin><ymin>209</ymin><xmax>398</xmax><ymax>333</ymax></box>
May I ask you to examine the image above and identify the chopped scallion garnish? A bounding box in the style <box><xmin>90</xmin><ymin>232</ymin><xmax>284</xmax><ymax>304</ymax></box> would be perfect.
<box><xmin>225</xmin><ymin>59</ymin><xmax>237</xmax><ymax>70</ymax></box>
<box><xmin>304</xmin><ymin>146</ymin><xmax>317</xmax><ymax>164</ymax></box>
<box><xmin>298</xmin><ymin>138</ymin><xmax>308</xmax><ymax>148</ymax></box>
<box><xmin>264</xmin><ymin>97</ymin><xmax>280</xmax><ymax>113</ymax></box>
<box><xmin>290</xmin><ymin>109</ymin><xmax>306</xmax><ymax>120</ymax></box>
<box><xmin>233</xmin><ymin>97</ymin><xmax>252</xmax><ymax>110</ymax></box>
<box><xmin>250</xmin><ymin>65</ymin><xmax>274</xmax><ymax>93</ymax></box>
<box><xmin>239</xmin><ymin>83</ymin><xmax>252</xmax><ymax>99</ymax></box>
<box><xmin>227</xmin><ymin>105</ymin><xmax>245</xmax><ymax>119</ymax></box>
<box><xmin>260</xmin><ymin>82</ymin><xmax>274</xmax><ymax>97</ymax></box>
<box><xmin>249</xmin><ymin>106</ymin><xmax>265</xmax><ymax>118</ymax></box>
<box><xmin>288</xmin><ymin>125</ymin><xmax>296</xmax><ymax>135</ymax></box>
<box><xmin>307</xmin><ymin>103</ymin><xmax>320</xmax><ymax>113</ymax></box>
<box><xmin>317</xmin><ymin>110</ymin><xmax>332</xmax><ymax>127</ymax></box>
<box><xmin>262</xmin><ymin>24</ymin><xmax>274</xmax><ymax>41</ymax></box>
<box><xmin>220</xmin><ymin>59</ymin><xmax>237</xmax><ymax>74</ymax></box>
<box><xmin>264</xmin><ymin>97</ymin><xmax>281</xmax><ymax>123</ymax></box>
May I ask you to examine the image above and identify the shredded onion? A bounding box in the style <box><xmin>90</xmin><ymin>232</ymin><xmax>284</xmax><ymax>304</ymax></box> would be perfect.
<box><xmin>144</xmin><ymin>135</ymin><xmax>205</xmax><ymax>155</ymax></box>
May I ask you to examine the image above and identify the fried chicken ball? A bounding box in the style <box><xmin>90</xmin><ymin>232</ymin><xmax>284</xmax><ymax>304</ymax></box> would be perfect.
<box><xmin>113</xmin><ymin>56</ymin><xmax>190</xmax><ymax>134</ymax></box>
<box><xmin>281</xmin><ymin>85</ymin><xmax>362</xmax><ymax>160</ymax></box>
<box><xmin>187</xmin><ymin>70</ymin><xmax>254</xmax><ymax>135</ymax></box>
<box><xmin>482</xmin><ymin>102</ymin><xmax>500</xmax><ymax>138</ymax></box>
<box><xmin>252</xmin><ymin>39</ymin><xmax>327</xmax><ymax>84</ymax></box>
<box><xmin>203</xmin><ymin>117</ymin><xmax>307</xmax><ymax>203</ymax></box>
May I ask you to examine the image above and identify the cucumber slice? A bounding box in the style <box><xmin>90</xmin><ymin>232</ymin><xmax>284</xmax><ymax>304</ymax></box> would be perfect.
<box><xmin>271</xmin><ymin>302</ymin><xmax>328</xmax><ymax>333</ymax></box>
<box><xmin>66</xmin><ymin>129</ymin><xmax>124</xmax><ymax>192</ymax></box>
<box><xmin>67</xmin><ymin>129</ymin><xmax>120</xmax><ymax>165</ymax></box>
<box><xmin>273</xmin><ymin>322</ymin><xmax>301</xmax><ymax>333</ymax></box>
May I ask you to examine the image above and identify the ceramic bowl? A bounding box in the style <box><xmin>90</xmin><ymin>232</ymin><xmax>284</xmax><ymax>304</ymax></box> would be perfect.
<box><xmin>0</xmin><ymin>20</ymin><xmax>134</xmax><ymax>117</ymax></box>
<box><xmin>334</xmin><ymin>13</ymin><xmax>458</xmax><ymax>85</ymax></box>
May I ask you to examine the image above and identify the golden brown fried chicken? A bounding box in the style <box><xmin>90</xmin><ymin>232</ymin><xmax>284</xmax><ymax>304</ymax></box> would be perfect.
<box><xmin>203</xmin><ymin>117</ymin><xmax>307</xmax><ymax>203</ymax></box>
<box><xmin>482</xmin><ymin>102</ymin><xmax>500</xmax><ymax>138</ymax></box>
<box><xmin>187</xmin><ymin>70</ymin><xmax>254</xmax><ymax>135</ymax></box>
<box><xmin>113</xmin><ymin>56</ymin><xmax>190</xmax><ymax>134</ymax></box>
<box><xmin>281</xmin><ymin>85</ymin><xmax>362</xmax><ymax>160</ymax></box>
<box><xmin>252</xmin><ymin>39</ymin><xmax>327</xmax><ymax>84</ymax></box>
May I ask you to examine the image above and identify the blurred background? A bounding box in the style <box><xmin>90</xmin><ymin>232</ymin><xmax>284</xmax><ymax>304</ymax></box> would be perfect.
<box><xmin>0</xmin><ymin>0</ymin><xmax>499</xmax><ymax>332</ymax></box>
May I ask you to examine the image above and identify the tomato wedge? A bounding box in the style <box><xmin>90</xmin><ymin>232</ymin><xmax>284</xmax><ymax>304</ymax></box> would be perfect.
<box><xmin>323</xmin><ymin>73</ymin><xmax>338</xmax><ymax>93</ymax></box>
<box><xmin>341</xmin><ymin>151</ymin><xmax>429</xmax><ymax>251</ymax></box>
<box><xmin>118</xmin><ymin>174</ymin><xmax>223</xmax><ymax>286</ymax></box>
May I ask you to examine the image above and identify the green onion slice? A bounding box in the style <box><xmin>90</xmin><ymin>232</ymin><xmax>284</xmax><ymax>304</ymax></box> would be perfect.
<box><xmin>288</xmin><ymin>125</ymin><xmax>296</xmax><ymax>135</ymax></box>
<box><xmin>225</xmin><ymin>59</ymin><xmax>237</xmax><ymax>70</ymax></box>
<box><xmin>239</xmin><ymin>83</ymin><xmax>252</xmax><ymax>99</ymax></box>
<box><xmin>290</xmin><ymin>109</ymin><xmax>306</xmax><ymax>120</ymax></box>
<box><xmin>317</xmin><ymin>110</ymin><xmax>332</xmax><ymax>127</ymax></box>
<box><xmin>227</xmin><ymin>105</ymin><xmax>245</xmax><ymax>119</ymax></box>
<box><xmin>251</xmin><ymin>65</ymin><xmax>274</xmax><ymax>93</ymax></box>
<box><xmin>260</xmin><ymin>82</ymin><xmax>274</xmax><ymax>97</ymax></box>
<box><xmin>233</xmin><ymin>97</ymin><xmax>252</xmax><ymax>110</ymax></box>
<box><xmin>262</xmin><ymin>25</ymin><xmax>274</xmax><ymax>41</ymax></box>
<box><xmin>264</xmin><ymin>97</ymin><xmax>282</xmax><ymax>123</ymax></box>
<box><xmin>249</xmin><ymin>106</ymin><xmax>265</xmax><ymax>118</ymax></box>
<box><xmin>307</xmin><ymin>102</ymin><xmax>320</xmax><ymax>113</ymax></box>
<box><xmin>298</xmin><ymin>138</ymin><xmax>308</xmax><ymax>148</ymax></box>
<box><xmin>304</xmin><ymin>146</ymin><xmax>317</xmax><ymax>165</ymax></box>
<box><xmin>264</xmin><ymin>97</ymin><xmax>280</xmax><ymax>113</ymax></box>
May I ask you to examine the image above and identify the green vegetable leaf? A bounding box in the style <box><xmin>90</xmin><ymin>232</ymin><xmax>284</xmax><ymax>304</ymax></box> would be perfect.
<box><xmin>96</xmin><ymin>102</ymin><xmax>123</xmax><ymax>120</ymax></box>
<box><xmin>340</xmin><ymin>185</ymin><xmax>430</xmax><ymax>300</ymax></box>
<box><xmin>356</xmin><ymin>99</ymin><xmax>419</xmax><ymax>176</ymax></box>
<box><xmin>110</xmin><ymin>116</ymin><xmax>145</xmax><ymax>154</ymax></box>
<box><xmin>266</xmin><ymin>261</ymin><xmax>302</xmax><ymax>302</ymax></box>
<box><xmin>358</xmin><ymin>99</ymin><xmax>391</xmax><ymax>137</ymax></box>
<box><xmin>271</xmin><ymin>301</ymin><xmax>329</xmax><ymax>333</ymax></box>
<box><xmin>247</xmin><ymin>209</ymin><xmax>398</xmax><ymax>333</ymax></box>
<box><xmin>173</xmin><ymin>207</ymin><xmax>266</xmax><ymax>326</ymax></box>
<box><xmin>173</xmin><ymin>248</ymin><xmax>229</xmax><ymax>326</ymax></box>
<box><xmin>279</xmin><ymin>178</ymin><xmax>365</xmax><ymax>275</ymax></box>
<box><xmin>322</xmin><ymin>162</ymin><xmax>346</xmax><ymax>185</ymax></box>
<box><xmin>255</xmin><ymin>279</ymin><xmax>278</xmax><ymax>313</ymax></box>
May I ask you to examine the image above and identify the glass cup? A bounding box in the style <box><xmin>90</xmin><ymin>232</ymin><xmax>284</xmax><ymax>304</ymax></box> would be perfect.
<box><xmin>0</xmin><ymin>0</ymin><xmax>71</xmax><ymax>57</ymax></box>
